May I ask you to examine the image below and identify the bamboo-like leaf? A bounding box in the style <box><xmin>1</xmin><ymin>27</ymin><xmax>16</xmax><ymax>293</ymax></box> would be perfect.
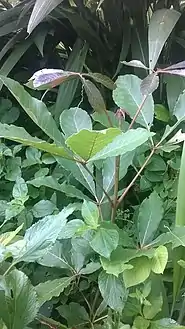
<box><xmin>27</xmin><ymin>0</ymin><xmax>63</xmax><ymax>34</ymax></box>
<box><xmin>173</xmin><ymin>141</ymin><xmax>185</xmax><ymax>308</ymax></box>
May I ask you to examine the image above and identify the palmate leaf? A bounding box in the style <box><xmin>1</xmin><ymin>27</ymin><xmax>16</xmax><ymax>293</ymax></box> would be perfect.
<box><xmin>0</xmin><ymin>269</ymin><xmax>39</xmax><ymax>329</ymax></box>
<box><xmin>0</xmin><ymin>123</ymin><xmax>72</xmax><ymax>160</ymax></box>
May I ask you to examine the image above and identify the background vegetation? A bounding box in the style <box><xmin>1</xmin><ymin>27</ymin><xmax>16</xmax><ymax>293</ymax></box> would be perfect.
<box><xmin>1</xmin><ymin>1</ymin><xmax>185</xmax><ymax>329</ymax></box>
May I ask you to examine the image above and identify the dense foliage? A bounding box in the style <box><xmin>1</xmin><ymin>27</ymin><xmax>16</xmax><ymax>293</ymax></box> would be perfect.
<box><xmin>1</xmin><ymin>1</ymin><xmax>185</xmax><ymax>329</ymax></box>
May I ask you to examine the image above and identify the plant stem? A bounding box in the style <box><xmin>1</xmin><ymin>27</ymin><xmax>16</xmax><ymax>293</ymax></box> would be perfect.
<box><xmin>129</xmin><ymin>95</ymin><xmax>148</xmax><ymax>129</ymax></box>
<box><xmin>83</xmin><ymin>163</ymin><xmax>113</xmax><ymax>207</ymax></box>
<box><xmin>111</xmin><ymin>155</ymin><xmax>120</xmax><ymax>222</ymax></box>
<box><xmin>117</xmin><ymin>148</ymin><xmax>155</xmax><ymax>207</ymax></box>
<box><xmin>178</xmin><ymin>295</ymin><xmax>185</xmax><ymax>324</ymax></box>
<box><xmin>36</xmin><ymin>314</ymin><xmax>67</xmax><ymax>329</ymax></box>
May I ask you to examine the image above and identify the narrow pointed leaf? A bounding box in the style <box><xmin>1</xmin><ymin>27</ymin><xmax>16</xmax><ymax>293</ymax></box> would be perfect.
<box><xmin>27</xmin><ymin>0</ymin><xmax>63</xmax><ymax>34</ymax></box>
<box><xmin>82</xmin><ymin>79</ymin><xmax>106</xmax><ymax>113</ymax></box>
<box><xmin>122</xmin><ymin>60</ymin><xmax>148</xmax><ymax>70</ymax></box>
<box><xmin>148</xmin><ymin>9</ymin><xmax>180</xmax><ymax>70</ymax></box>
<box><xmin>0</xmin><ymin>76</ymin><xmax>65</xmax><ymax>145</ymax></box>
<box><xmin>141</xmin><ymin>73</ymin><xmax>159</xmax><ymax>96</ymax></box>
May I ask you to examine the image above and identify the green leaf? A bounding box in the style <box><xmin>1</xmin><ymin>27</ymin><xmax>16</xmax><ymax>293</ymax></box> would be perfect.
<box><xmin>60</xmin><ymin>107</ymin><xmax>92</xmax><ymax>137</ymax></box>
<box><xmin>0</xmin><ymin>76</ymin><xmax>65</xmax><ymax>146</ymax></box>
<box><xmin>27</xmin><ymin>0</ymin><xmax>63</xmax><ymax>34</ymax></box>
<box><xmin>66</xmin><ymin>128</ymin><xmax>121</xmax><ymax>161</ymax></box>
<box><xmin>12</xmin><ymin>177</ymin><xmax>28</xmax><ymax>200</ymax></box>
<box><xmin>148</xmin><ymin>9</ymin><xmax>180</xmax><ymax>70</ymax></box>
<box><xmin>154</xmin><ymin>104</ymin><xmax>170</xmax><ymax>122</ymax></box>
<box><xmin>165</xmin><ymin>75</ymin><xmax>185</xmax><ymax>112</ymax></box>
<box><xmin>0</xmin><ymin>269</ymin><xmax>39</xmax><ymax>329</ymax></box>
<box><xmin>133</xmin><ymin>316</ymin><xmax>150</xmax><ymax>329</ymax></box>
<box><xmin>102</xmin><ymin>151</ymin><xmax>134</xmax><ymax>197</ymax></box>
<box><xmin>55</xmin><ymin>39</ymin><xmax>88</xmax><ymax>121</ymax></box>
<box><xmin>146</xmin><ymin>154</ymin><xmax>166</xmax><ymax>172</ymax></box>
<box><xmin>58</xmin><ymin>219</ymin><xmax>84</xmax><ymax>239</ymax></box>
<box><xmin>35</xmin><ymin>277</ymin><xmax>73</xmax><ymax>306</ymax></box>
<box><xmin>173</xmin><ymin>90</ymin><xmax>185</xmax><ymax>120</ymax></box>
<box><xmin>150</xmin><ymin>318</ymin><xmax>185</xmax><ymax>329</ymax></box>
<box><xmin>121</xmin><ymin>60</ymin><xmax>148</xmax><ymax>70</ymax></box>
<box><xmin>57</xmin><ymin>302</ymin><xmax>89</xmax><ymax>327</ymax></box>
<box><xmin>89</xmin><ymin>227</ymin><xmax>119</xmax><ymax>258</ymax></box>
<box><xmin>151</xmin><ymin>246</ymin><xmax>168</xmax><ymax>274</ymax></box>
<box><xmin>173</xmin><ymin>141</ymin><xmax>185</xmax><ymax>306</ymax></box>
<box><xmin>38</xmin><ymin>240</ymin><xmax>72</xmax><ymax>269</ymax></box>
<box><xmin>101</xmin><ymin>247</ymin><xmax>133</xmax><ymax>277</ymax></box>
<box><xmin>138</xmin><ymin>191</ymin><xmax>163</xmax><ymax>247</ymax></box>
<box><xmin>79</xmin><ymin>261</ymin><xmax>101</xmax><ymax>274</ymax></box>
<box><xmin>32</xmin><ymin>200</ymin><xmax>56</xmax><ymax>218</ymax></box>
<box><xmin>141</xmin><ymin>73</ymin><xmax>159</xmax><ymax>96</ymax></box>
<box><xmin>98</xmin><ymin>271</ymin><xmax>128</xmax><ymax>311</ymax></box>
<box><xmin>0</xmin><ymin>123</ymin><xmax>71</xmax><ymax>160</ymax></box>
<box><xmin>8</xmin><ymin>208</ymin><xmax>70</xmax><ymax>263</ymax></box>
<box><xmin>82</xmin><ymin>200</ymin><xmax>99</xmax><ymax>228</ymax></box>
<box><xmin>92</xmin><ymin>111</ymin><xmax>129</xmax><ymax>130</ymax></box>
<box><xmin>86</xmin><ymin>73</ymin><xmax>116</xmax><ymax>90</ymax></box>
<box><xmin>123</xmin><ymin>257</ymin><xmax>152</xmax><ymax>288</ymax></box>
<box><xmin>113</xmin><ymin>75</ymin><xmax>154</xmax><ymax>128</ymax></box>
<box><xmin>82</xmin><ymin>79</ymin><xmax>106</xmax><ymax>113</ymax></box>
<box><xmin>90</xmin><ymin>129</ymin><xmax>154</xmax><ymax>162</ymax></box>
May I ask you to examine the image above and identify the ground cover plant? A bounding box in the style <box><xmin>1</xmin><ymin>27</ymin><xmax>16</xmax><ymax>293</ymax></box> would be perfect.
<box><xmin>1</xmin><ymin>1</ymin><xmax>185</xmax><ymax>329</ymax></box>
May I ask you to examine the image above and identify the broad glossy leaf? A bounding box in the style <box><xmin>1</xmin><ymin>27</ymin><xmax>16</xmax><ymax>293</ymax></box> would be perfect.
<box><xmin>138</xmin><ymin>191</ymin><xmax>163</xmax><ymax>247</ymax></box>
<box><xmin>0</xmin><ymin>269</ymin><xmax>39</xmax><ymax>329</ymax></box>
<box><xmin>0</xmin><ymin>76</ymin><xmax>65</xmax><ymax>145</ymax></box>
<box><xmin>92</xmin><ymin>110</ymin><xmax>129</xmax><ymax>130</ymax></box>
<box><xmin>32</xmin><ymin>200</ymin><xmax>56</xmax><ymax>218</ymax></box>
<box><xmin>113</xmin><ymin>75</ymin><xmax>154</xmax><ymax>128</ymax></box>
<box><xmin>89</xmin><ymin>129</ymin><xmax>154</xmax><ymax>162</ymax></box>
<box><xmin>82</xmin><ymin>79</ymin><xmax>106</xmax><ymax>113</ymax></box>
<box><xmin>27</xmin><ymin>0</ymin><xmax>63</xmax><ymax>34</ymax></box>
<box><xmin>165</xmin><ymin>75</ymin><xmax>185</xmax><ymax>112</ymax></box>
<box><xmin>0</xmin><ymin>123</ymin><xmax>71</xmax><ymax>159</ymax></box>
<box><xmin>35</xmin><ymin>277</ymin><xmax>73</xmax><ymax>306</ymax></box>
<box><xmin>89</xmin><ymin>227</ymin><xmax>119</xmax><ymax>258</ymax></box>
<box><xmin>154</xmin><ymin>104</ymin><xmax>170</xmax><ymax>122</ymax></box>
<box><xmin>66</xmin><ymin>128</ymin><xmax>121</xmax><ymax>161</ymax></box>
<box><xmin>151</xmin><ymin>246</ymin><xmax>168</xmax><ymax>274</ymax></box>
<box><xmin>148</xmin><ymin>9</ymin><xmax>180</xmax><ymax>70</ymax></box>
<box><xmin>141</xmin><ymin>73</ymin><xmax>159</xmax><ymax>96</ymax></box>
<box><xmin>59</xmin><ymin>219</ymin><xmax>84</xmax><ymax>239</ymax></box>
<box><xmin>98</xmin><ymin>271</ymin><xmax>128</xmax><ymax>311</ymax></box>
<box><xmin>79</xmin><ymin>261</ymin><xmax>101</xmax><ymax>274</ymax></box>
<box><xmin>123</xmin><ymin>257</ymin><xmax>152</xmax><ymax>288</ymax></box>
<box><xmin>8</xmin><ymin>208</ymin><xmax>70</xmax><ymax>263</ymax></box>
<box><xmin>82</xmin><ymin>200</ymin><xmax>99</xmax><ymax>227</ymax></box>
<box><xmin>173</xmin><ymin>90</ymin><xmax>185</xmax><ymax>120</ymax></box>
<box><xmin>60</xmin><ymin>107</ymin><xmax>92</xmax><ymax>138</ymax></box>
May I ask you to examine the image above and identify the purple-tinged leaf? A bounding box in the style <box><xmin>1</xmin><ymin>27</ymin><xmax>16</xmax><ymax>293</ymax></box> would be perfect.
<box><xmin>159</xmin><ymin>69</ymin><xmax>185</xmax><ymax>78</ymax></box>
<box><xmin>29</xmin><ymin>69</ymin><xmax>79</xmax><ymax>88</ymax></box>
<box><xmin>140</xmin><ymin>73</ymin><xmax>159</xmax><ymax>96</ymax></box>
<box><xmin>163</xmin><ymin>60</ymin><xmax>185</xmax><ymax>71</ymax></box>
